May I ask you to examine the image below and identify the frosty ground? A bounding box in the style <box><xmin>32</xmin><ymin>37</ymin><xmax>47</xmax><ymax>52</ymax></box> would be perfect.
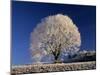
<box><xmin>11</xmin><ymin>61</ymin><xmax>96</xmax><ymax>74</ymax></box>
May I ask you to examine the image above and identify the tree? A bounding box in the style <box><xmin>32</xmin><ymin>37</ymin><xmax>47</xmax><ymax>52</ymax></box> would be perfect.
<box><xmin>30</xmin><ymin>14</ymin><xmax>81</xmax><ymax>63</ymax></box>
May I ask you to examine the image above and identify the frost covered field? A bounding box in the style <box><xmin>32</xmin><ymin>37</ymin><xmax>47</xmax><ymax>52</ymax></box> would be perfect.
<box><xmin>11</xmin><ymin>61</ymin><xmax>96</xmax><ymax>74</ymax></box>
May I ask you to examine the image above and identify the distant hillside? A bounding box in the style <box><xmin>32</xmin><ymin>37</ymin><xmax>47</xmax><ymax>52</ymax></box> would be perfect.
<box><xmin>64</xmin><ymin>51</ymin><xmax>96</xmax><ymax>63</ymax></box>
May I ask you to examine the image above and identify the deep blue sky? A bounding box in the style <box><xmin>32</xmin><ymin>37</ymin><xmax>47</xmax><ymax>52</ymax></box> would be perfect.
<box><xmin>12</xmin><ymin>1</ymin><xmax>96</xmax><ymax>65</ymax></box>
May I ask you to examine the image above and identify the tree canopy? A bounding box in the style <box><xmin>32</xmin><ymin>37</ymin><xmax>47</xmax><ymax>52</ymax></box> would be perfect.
<box><xmin>30</xmin><ymin>14</ymin><xmax>81</xmax><ymax>63</ymax></box>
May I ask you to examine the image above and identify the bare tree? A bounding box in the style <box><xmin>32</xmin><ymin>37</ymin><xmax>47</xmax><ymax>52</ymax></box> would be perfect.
<box><xmin>30</xmin><ymin>14</ymin><xmax>81</xmax><ymax>63</ymax></box>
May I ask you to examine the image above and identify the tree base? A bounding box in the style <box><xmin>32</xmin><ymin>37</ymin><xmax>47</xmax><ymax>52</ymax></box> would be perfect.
<box><xmin>54</xmin><ymin>60</ymin><xmax>63</xmax><ymax>63</ymax></box>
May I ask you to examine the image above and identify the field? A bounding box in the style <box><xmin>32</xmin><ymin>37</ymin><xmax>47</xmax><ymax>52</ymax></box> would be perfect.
<box><xmin>11</xmin><ymin>61</ymin><xmax>96</xmax><ymax>75</ymax></box>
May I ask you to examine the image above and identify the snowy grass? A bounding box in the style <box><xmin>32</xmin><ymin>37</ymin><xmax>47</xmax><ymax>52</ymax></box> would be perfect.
<box><xmin>11</xmin><ymin>61</ymin><xmax>96</xmax><ymax>74</ymax></box>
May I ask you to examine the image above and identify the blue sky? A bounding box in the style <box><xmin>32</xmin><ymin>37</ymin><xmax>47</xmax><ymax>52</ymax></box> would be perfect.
<box><xmin>12</xmin><ymin>1</ymin><xmax>96</xmax><ymax>65</ymax></box>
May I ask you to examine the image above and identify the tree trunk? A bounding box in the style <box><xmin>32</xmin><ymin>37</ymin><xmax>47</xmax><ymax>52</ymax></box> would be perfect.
<box><xmin>53</xmin><ymin>50</ymin><xmax>61</xmax><ymax>63</ymax></box>
<box><xmin>53</xmin><ymin>44</ymin><xmax>62</xmax><ymax>63</ymax></box>
<box><xmin>54</xmin><ymin>55</ymin><xmax>59</xmax><ymax>61</ymax></box>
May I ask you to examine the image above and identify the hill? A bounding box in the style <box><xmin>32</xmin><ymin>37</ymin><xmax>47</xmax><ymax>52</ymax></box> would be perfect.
<box><xmin>63</xmin><ymin>51</ymin><xmax>96</xmax><ymax>63</ymax></box>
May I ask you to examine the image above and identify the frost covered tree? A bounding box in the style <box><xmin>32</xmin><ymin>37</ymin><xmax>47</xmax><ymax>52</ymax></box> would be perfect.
<box><xmin>30</xmin><ymin>14</ymin><xmax>81</xmax><ymax>63</ymax></box>
<box><xmin>31</xmin><ymin>50</ymin><xmax>44</xmax><ymax>63</ymax></box>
